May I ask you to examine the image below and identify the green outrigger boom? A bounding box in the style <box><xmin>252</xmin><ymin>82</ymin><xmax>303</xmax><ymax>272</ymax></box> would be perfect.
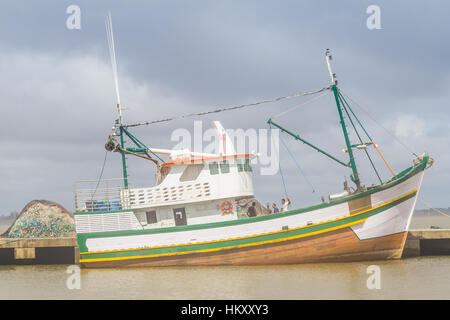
<box><xmin>267</xmin><ymin>118</ymin><xmax>350</xmax><ymax>169</ymax></box>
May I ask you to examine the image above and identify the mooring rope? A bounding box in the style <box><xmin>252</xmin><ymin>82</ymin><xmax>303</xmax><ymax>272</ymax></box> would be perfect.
<box><xmin>419</xmin><ymin>199</ymin><xmax>450</xmax><ymax>220</ymax></box>
<box><xmin>124</xmin><ymin>86</ymin><xmax>331</xmax><ymax>128</ymax></box>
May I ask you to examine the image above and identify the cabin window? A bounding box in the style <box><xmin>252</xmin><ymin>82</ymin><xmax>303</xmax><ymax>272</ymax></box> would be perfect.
<box><xmin>180</xmin><ymin>164</ymin><xmax>204</xmax><ymax>182</ymax></box>
<box><xmin>146</xmin><ymin>211</ymin><xmax>157</xmax><ymax>224</ymax></box>
<box><xmin>219</xmin><ymin>160</ymin><xmax>230</xmax><ymax>174</ymax></box>
<box><xmin>209</xmin><ymin>162</ymin><xmax>219</xmax><ymax>175</ymax></box>
<box><xmin>237</xmin><ymin>160</ymin><xmax>244</xmax><ymax>172</ymax></box>
<box><xmin>244</xmin><ymin>158</ymin><xmax>252</xmax><ymax>172</ymax></box>
<box><xmin>158</xmin><ymin>166</ymin><xmax>171</xmax><ymax>185</ymax></box>
<box><xmin>173</xmin><ymin>208</ymin><xmax>187</xmax><ymax>226</ymax></box>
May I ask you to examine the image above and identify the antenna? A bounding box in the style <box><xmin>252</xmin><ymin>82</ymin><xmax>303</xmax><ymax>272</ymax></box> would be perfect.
<box><xmin>325</xmin><ymin>49</ymin><xmax>337</xmax><ymax>85</ymax></box>
<box><xmin>105</xmin><ymin>12</ymin><xmax>129</xmax><ymax>189</ymax></box>
<box><xmin>105</xmin><ymin>12</ymin><xmax>123</xmax><ymax>125</ymax></box>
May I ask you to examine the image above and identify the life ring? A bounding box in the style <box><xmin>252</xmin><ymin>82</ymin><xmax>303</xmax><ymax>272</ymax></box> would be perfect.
<box><xmin>221</xmin><ymin>201</ymin><xmax>233</xmax><ymax>214</ymax></box>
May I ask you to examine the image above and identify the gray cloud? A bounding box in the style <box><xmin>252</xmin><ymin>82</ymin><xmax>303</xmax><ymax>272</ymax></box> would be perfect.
<box><xmin>0</xmin><ymin>1</ymin><xmax>449</xmax><ymax>214</ymax></box>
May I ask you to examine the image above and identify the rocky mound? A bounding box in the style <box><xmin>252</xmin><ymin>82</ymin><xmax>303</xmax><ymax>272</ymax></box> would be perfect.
<box><xmin>1</xmin><ymin>200</ymin><xmax>75</xmax><ymax>238</ymax></box>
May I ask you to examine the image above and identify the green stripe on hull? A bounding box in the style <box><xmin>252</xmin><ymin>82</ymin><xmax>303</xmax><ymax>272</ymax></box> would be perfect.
<box><xmin>80</xmin><ymin>190</ymin><xmax>416</xmax><ymax>262</ymax></box>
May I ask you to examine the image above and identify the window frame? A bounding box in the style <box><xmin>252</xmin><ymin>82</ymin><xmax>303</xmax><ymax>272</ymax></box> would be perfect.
<box><xmin>244</xmin><ymin>158</ymin><xmax>252</xmax><ymax>172</ymax></box>
<box><xmin>179</xmin><ymin>164</ymin><xmax>205</xmax><ymax>182</ymax></box>
<box><xmin>208</xmin><ymin>161</ymin><xmax>219</xmax><ymax>175</ymax></box>
<box><xmin>145</xmin><ymin>211</ymin><xmax>157</xmax><ymax>224</ymax></box>
<box><xmin>219</xmin><ymin>160</ymin><xmax>230</xmax><ymax>174</ymax></box>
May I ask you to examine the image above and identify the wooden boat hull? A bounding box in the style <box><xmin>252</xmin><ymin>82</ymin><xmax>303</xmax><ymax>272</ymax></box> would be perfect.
<box><xmin>83</xmin><ymin>228</ymin><xmax>407</xmax><ymax>268</ymax></box>
<box><xmin>75</xmin><ymin>158</ymin><xmax>428</xmax><ymax>268</ymax></box>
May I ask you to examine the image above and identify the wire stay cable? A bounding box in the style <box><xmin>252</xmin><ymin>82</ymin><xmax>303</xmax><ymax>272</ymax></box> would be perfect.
<box><xmin>270</xmin><ymin>91</ymin><xmax>330</xmax><ymax>120</ymax></box>
<box><xmin>91</xmin><ymin>151</ymin><xmax>108</xmax><ymax>201</ymax></box>
<box><xmin>341</xmin><ymin>92</ymin><xmax>418</xmax><ymax>157</ymax></box>
<box><xmin>279</xmin><ymin>133</ymin><xmax>318</xmax><ymax>195</ymax></box>
<box><xmin>124</xmin><ymin>86</ymin><xmax>331</xmax><ymax>128</ymax></box>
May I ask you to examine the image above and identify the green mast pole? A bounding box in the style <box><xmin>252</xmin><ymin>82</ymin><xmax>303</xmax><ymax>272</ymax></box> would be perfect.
<box><xmin>119</xmin><ymin>125</ymin><xmax>129</xmax><ymax>189</ymax></box>
<box><xmin>332</xmin><ymin>85</ymin><xmax>360</xmax><ymax>188</ymax></box>
<box><xmin>325</xmin><ymin>49</ymin><xmax>361</xmax><ymax>189</ymax></box>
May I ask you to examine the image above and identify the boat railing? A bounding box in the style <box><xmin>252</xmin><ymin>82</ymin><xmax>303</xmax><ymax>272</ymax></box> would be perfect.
<box><xmin>74</xmin><ymin>178</ymin><xmax>130</xmax><ymax>212</ymax></box>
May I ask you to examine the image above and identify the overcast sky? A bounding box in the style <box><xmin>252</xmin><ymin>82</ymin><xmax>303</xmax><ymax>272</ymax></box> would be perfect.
<box><xmin>0</xmin><ymin>1</ymin><xmax>449</xmax><ymax>215</ymax></box>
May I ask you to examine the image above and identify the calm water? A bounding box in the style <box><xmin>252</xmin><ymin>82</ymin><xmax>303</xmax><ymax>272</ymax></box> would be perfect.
<box><xmin>0</xmin><ymin>215</ymin><xmax>449</xmax><ymax>300</ymax></box>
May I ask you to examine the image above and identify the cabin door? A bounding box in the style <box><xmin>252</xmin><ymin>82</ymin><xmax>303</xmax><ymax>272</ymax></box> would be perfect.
<box><xmin>173</xmin><ymin>208</ymin><xmax>187</xmax><ymax>226</ymax></box>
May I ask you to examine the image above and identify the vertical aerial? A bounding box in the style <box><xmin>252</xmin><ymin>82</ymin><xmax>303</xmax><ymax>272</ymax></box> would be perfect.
<box><xmin>105</xmin><ymin>12</ymin><xmax>128</xmax><ymax>188</ymax></box>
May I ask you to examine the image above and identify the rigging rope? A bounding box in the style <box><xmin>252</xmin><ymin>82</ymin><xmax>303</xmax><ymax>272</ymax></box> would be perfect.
<box><xmin>124</xmin><ymin>86</ymin><xmax>331</xmax><ymax>128</ymax></box>
<box><xmin>270</xmin><ymin>91</ymin><xmax>330</xmax><ymax>120</ymax></box>
<box><xmin>91</xmin><ymin>151</ymin><xmax>108</xmax><ymax>201</ymax></box>
<box><xmin>371</xmin><ymin>141</ymin><xmax>396</xmax><ymax>176</ymax></box>
<box><xmin>339</xmin><ymin>93</ymin><xmax>396</xmax><ymax>177</ymax></box>
<box><xmin>418</xmin><ymin>199</ymin><xmax>450</xmax><ymax>220</ymax></box>
<box><xmin>279</xmin><ymin>132</ymin><xmax>318</xmax><ymax>195</ymax></box>
<box><xmin>278</xmin><ymin>160</ymin><xmax>289</xmax><ymax>201</ymax></box>
<box><xmin>341</xmin><ymin>92</ymin><xmax>418</xmax><ymax>157</ymax></box>
<box><xmin>269</xmin><ymin>123</ymin><xmax>289</xmax><ymax>199</ymax></box>
<box><xmin>337</xmin><ymin>93</ymin><xmax>383</xmax><ymax>183</ymax></box>
<box><xmin>105</xmin><ymin>12</ymin><xmax>121</xmax><ymax>106</ymax></box>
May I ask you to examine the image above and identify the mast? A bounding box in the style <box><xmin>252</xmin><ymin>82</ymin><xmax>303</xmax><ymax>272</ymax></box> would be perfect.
<box><xmin>119</xmin><ymin>126</ymin><xmax>129</xmax><ymax>188</ymax></box>
<box><xmin>106</xmin><ymin>12</ymin><xmax>128</xmax><ymax>189</ymax></box>
<box><xmin>325</xmin><ymin>49</ymin><xmax>361</xmax><ymax>189</ymax></box>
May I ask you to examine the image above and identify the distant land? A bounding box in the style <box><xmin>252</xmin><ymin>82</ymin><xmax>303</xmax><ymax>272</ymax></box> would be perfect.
<box><xmin>414</xmin><ymin>208</ymin><xmax>450</xmax><ymax>216</ymax></box>
<box><xmin>0</xmin><ymin>211</ymin><xmax>18</xmax><ymax>221</ymax></box>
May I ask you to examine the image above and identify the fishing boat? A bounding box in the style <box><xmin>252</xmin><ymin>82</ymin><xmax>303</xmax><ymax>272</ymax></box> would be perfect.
<box><xmin>74</xmin><ymin>17</ymin><xmax>433</xmax><ymax>268</ymax></box>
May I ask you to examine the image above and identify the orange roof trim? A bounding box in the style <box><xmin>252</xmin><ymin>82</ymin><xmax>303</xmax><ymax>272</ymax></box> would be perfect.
<box><xmin>162</xmin><ymin>153</ymin><xmax>255</xmax><ymax>167</ymax></box>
